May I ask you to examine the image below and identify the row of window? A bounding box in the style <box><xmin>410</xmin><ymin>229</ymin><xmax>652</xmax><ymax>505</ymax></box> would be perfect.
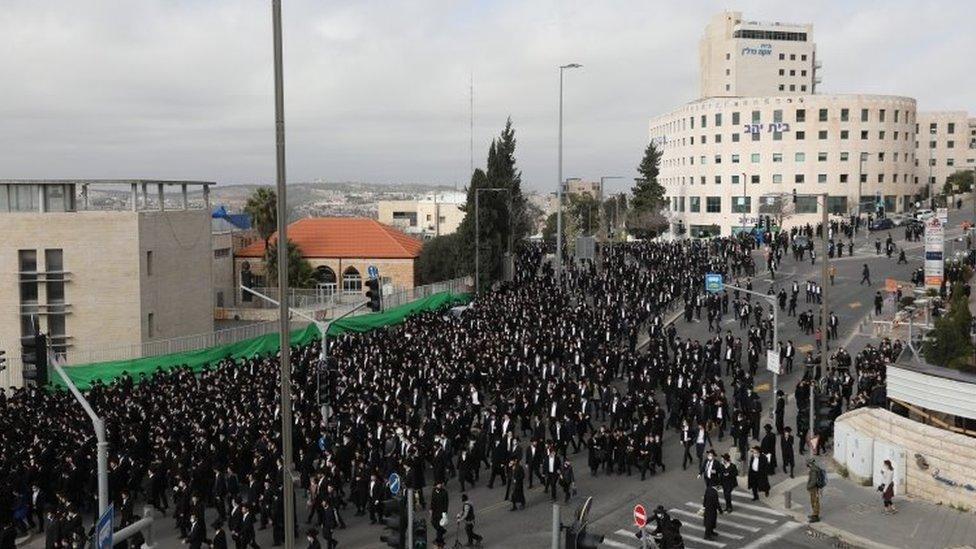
<box><xmin>670</xmin><ymin>150</ymin><xmax>903</xmax><ymax>166</ymax></box>
<box><xmin>18</xmin><ymin>249</ymin><xmax>68</xmax><ymax>357</ymax></box>
<box><xmin>668</xmin><ymin>195</ymin><xmax>849</xmax><ymax>215</ymax></box>
<box><xmin>663</xmin><ymin>171</ymin><xmax>914</xmax><ymax>185</ymax></box>
<box><xmin>730</xmin><ymin>30</ymin><xmax>809</xmax><ymax>42</ymax></box>
<box><xmin>665</xmin><ymin>128</ymin><xmax>912</xmax><ymax>147</ymax></box>
<box><xmin>671</xmin><ymin>107</ymin><xmax>912</xmax><ymax>132</ymax></box>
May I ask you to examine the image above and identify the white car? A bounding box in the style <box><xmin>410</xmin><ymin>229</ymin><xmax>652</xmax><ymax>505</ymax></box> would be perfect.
<box><xmin>889</xmin><ymin>214</ymin><xmax>908</xmax><ymax>226</ymax></box>
<box><xmin>914</xmin><ymin>208</ymin><xmax>935</xmax><ymax>221</ymax></box>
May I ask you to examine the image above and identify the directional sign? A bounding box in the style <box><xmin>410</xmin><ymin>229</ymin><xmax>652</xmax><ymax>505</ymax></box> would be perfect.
<box><xmin>94</xmin><ymin>504</ymin><xmax>114</xmax><ymax>549</ymax></box>
<box><xmin>367</xmin><ymin>265</ymin><xmax>379</xmax><ymax>279</ymax></box>
<box><xmin>766</xmin><ymin>349</ymin><xmax>781</xmax><ymax>375</ymax></box>
<box><xmin>705</xmin><ymin>273</ymin><xmax>724</xmax><ymax>293</ymax></box>
<box><xmin>633</xmin><ymin>504</ymin><xmax>647</xmax><ymax>528</ymax></box>
<box><xmin>388</xmin><ymin>472</ymin><xmax>401</xmax><ymax>496</ymax></box>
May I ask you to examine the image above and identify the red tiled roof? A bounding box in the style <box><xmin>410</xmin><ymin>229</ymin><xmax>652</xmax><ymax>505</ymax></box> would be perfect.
<box><xmin>236</xmin><ymin>217</ymin><xmax>423</xmax><ymax>259</ymax></box>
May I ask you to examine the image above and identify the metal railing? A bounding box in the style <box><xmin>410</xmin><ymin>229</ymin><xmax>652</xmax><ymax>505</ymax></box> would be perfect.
<box><xmin>380</xmin><ymin>277</ymin><xmax>471</xmax><ymax>311</ymax></box>
<box><xmin>243</xmin><ymin>287</ymin><xmax>362</xmax><ymax>310</ymax></box>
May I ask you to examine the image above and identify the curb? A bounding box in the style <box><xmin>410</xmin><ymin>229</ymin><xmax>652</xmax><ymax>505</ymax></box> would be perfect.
<box><xmin>767</xmin><ymin>473</ymin><xmax>901</xmax><ymax>549</ymax></box>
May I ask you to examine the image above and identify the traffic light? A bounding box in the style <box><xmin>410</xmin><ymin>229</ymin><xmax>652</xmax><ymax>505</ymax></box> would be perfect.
<box><xmin>792</xmin><ymin>188</ymin><xmax>797</xmax><ymax>204</ymax></box>
<box><xmin>411</xmin><ymin>517</ymin><xmax>427</xmax><ymax>549</ymax></box>
<box><xmin>21</xmin><ymin>333</ymin><xmax>48</xmax><ymax>386</ymax></box>
<box><xmin>379</xmin><ymin>497</ymin><xmax>406</xmax><ymax>549</ymax></box>
<box><xmin>366</xmin><ymin>278</ymin><xmax>382</xmax><ymax>312</ymax></box>
<box><xmin>0</xmin><ymin>349</ymin><xmax>6</xmax><ymax>372</ymax></box>
<box><xmin>565</xmin><ymin>523</ymin><xmax>603</xmax><ymax>549</ymax></box>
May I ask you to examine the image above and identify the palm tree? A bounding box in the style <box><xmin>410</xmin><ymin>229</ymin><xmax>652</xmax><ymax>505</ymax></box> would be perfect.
<box><xmin>245</xmin><ymin>187</ymin><xmax>277</xmax><ymax>247</ymax></box>
<box><xmin>264</xmin><ymin>238</ymin><xmax>315</xmax><ymax>289</ymax></box>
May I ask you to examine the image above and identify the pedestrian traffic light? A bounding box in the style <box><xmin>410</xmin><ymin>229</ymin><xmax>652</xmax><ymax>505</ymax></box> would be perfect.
<box><xmin>366</xmin><ymin>278</ymin><xmax>382</xmax><ymax>312</ymax></box>
<box><xmin>411</xmin><ymin>517</ymin><xmax>427</xmax><ymax>549</ymax></box>
<box><xmin>21</xmin><ymin>333</ymin><xmax>48</xmax><ymax>386</ymax></box>
<box><xmin>792</xmin><ymin>188</ymin><xmax>797</xmax><ymax>204</ymax></box>
<box><xmin>0</xmin><ymin>349</ymin><xmax>6</xmax><ymax>373</ymax></box>
<box><xmin>379</xmin><ymin>497</ymin><xmax>406</xmax><ymax>549</ymax></box>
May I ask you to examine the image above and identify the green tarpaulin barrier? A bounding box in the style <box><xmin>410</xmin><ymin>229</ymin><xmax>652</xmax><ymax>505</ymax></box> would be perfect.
<box><xmin>53</xmin><ymin>291</ymin><xmax>470</xmax><ymax>391</ymax></box>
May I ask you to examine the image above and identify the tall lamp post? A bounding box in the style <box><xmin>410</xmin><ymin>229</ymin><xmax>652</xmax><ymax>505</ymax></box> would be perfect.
<box><xmin>475</xmin><ymin>187</ymin><xmax>511</xmax><ymax>294</ymax></box>
<box><xmin>271</xmin><ymin>2</ymin><xmax>296</xmax><ymax>547</ymax></box>
<box><xmin>928</xmin><ymin>126</ymin><xmax>936</xmax><ymax>208</ymax></box>
<box><xmin>740</xmin><ymin>172</ymin><xmax>748</xmax><ymax>233</ymax></box>
<box><xmin>556</xmin><ymin>63</ymin><xmax>582</xmax><ymax>283</ymax></box>
<box><xmin>856</xmin><ymin>152</ymin><xmax>867</xmax><ymax>236</ymax></box>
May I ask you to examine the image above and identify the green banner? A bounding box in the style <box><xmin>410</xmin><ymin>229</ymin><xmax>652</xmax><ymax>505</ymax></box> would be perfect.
<box><xmin>53</xmin><ymin>291</ymin><xmax>470</xmax><ymax>391</ymax></box>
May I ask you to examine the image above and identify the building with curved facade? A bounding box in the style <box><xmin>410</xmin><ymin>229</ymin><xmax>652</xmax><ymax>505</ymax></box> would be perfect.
<box><xmin>652</xmin><ymin>94</ymin><xmax>919</xmax><ymax>237</ymax></box>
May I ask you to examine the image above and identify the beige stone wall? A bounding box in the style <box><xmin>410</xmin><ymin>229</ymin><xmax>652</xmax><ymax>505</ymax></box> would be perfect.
<box><xmin>212</xmin><ymin>231</ymin><xmax>235</xmax><ymax>308</ymax></box>
<box><xmin>234</xmin><ymin>256</ymin><xmax>416</xmax><ymax>296</ymax></box>
<box><xmin>915</xmin><ymin>111</ymin><xmax>975</xmax><ymax>195</ymax></box>
<box><xmin>138</xmin><ymin>210</ymin><xmax>214</xmax><ymax>343</ymax></box>
<box><xmin>836</xmin><ymin>407</ymin><xmax>976</xmax><ymax>511</ymax></box>
<box><xmin>0</xmin><ymin>211</ymin><xmax>142</xmax><ymax>385</ymax></box>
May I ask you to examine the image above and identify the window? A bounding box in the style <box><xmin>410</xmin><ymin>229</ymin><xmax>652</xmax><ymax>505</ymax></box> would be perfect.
<box><xmin>840</xmin><ymin>130</ymin><xmax>849</xmax><ymax>140</ymax></box>
<box><xmin>818</xmin><ymin>152</ymin><xmax>827</xmax><ymax>162</ymax></box>
<box><xmin>818</xmin><ymin>108</ymin><xmax>828</xmax><ymax>122</ymax></box>
<box><xmin>948</xmin><ymin>122</ymin><xmax>955</xmax><ymax>134</ymax></box>
<box><xmin>826</xmin><ymin>196</ymin><xmax>848</xmax><ymax>214</ymax></box>
<box><xmin>929</xmin><ymin>140</ymin><xmax>937</xmax><ymax>148</ymax></box>
<box><xmin>841</xmin><ymin>108</ymin><xmax>849</xmax><ymax>122</ymax></box>
<box><xmin>790</xmin><ymin>54</ymin><xmax>796</xmax><ymax>60</ymax></box>
<box><xmin>818</xmin><ymin>174</ymin><xmax>827</xmax><ymax>183</ymax></box>
<box><xmin>879</xmin><ymin>109</ymin><xmax>886</xmax><ymax>122</ymax></box>
<box><xmin>714</xmin><ymin>154</ymin><xmax>721</xmax><ymax>164</ymax></box>
<box><xmin>796</xmin><ymin>109</ymin><xmax>806</xmax><ymax>122</ymax></box>
<box><xmin>779</xmin><ymin>53</ymin><xmax>785</xmax><ymax>60</ymax></box>
<box><xmin>700</xmin><ymin>155</ymin><xmax>707</xmax><ymax>165</ymax></box>
<box><xmin>726</xmin><ymin>53</ymin><xmax>730</xmax><ymax>60</ymax></box>
<box><xmin>342</xmin><ymin>266</ymin><xmax>363</xmax><ymax>293</ymax></box>
<box><xmin>773</xmin><ymin>174</ymin><xmax>783</xmax><ymax>184</ymax></box>
<box><xmin>732</xmin><ymin>196</ymin><xmax>752</xmax><ymax>213</ymax></box>
<box><xmin>146</xmin><ymin>251</ymin><xmax>153</xmax><ymax>276</ymax></box>
<box><xmin>751</xmin><ymin>153</ymin><xmax>760</xmax><ymax>163</ymax></box>
<box><xmin>715</xmin><ymin>134</ymin><xmax>722</xmax><ymax>143</ymax></box>
<box><xmin>732</xmin><ymin>133</ymin><xmax>740</xmax><ymax>142</ymax></box>
<box><xmin>214</xmin><ymin>248</ymin><xmax>231</xmax><ymax>259</ymax></box>
<box><xmin>19</xmin><ymin>250</ymin><xmax>39</xmax><ymax>310</ymax></box>
<box><xmin>818</xmin><ymin>130</ymin><xmax>827</xmax><ymax>140</ymax></box>
<box><xmin>801</xmin><ymin>54</ymin><xmax>807</xmax><ymax>61</ymax></box>
<box><xmin>779</xmin><ymin>69</ymin><xmax>785</xmax><ymax>76</ymax></box>
<box><xmin>795</xmin><ymin>152</ymin><xmax>806</xmax><ymax>162</ymax></box>
<box><xmin>879</xmin><ymin>130</ymin><xmax>885</xmax><ymax>140</ymax></box>
<box><xmin>878</xmin><ymin>152</ymin><xmax>885</xmax><ymax>161</ymax></box>
<box><xmin>752</xmin><ymin>130</ymin><xmax>760</xmax><ymax>142</ymax></box>
<box><xmin>789</xmin><ymin>84</ymin><xmax>796</xmax><ymax>91</ymax></box>
<box><xmin>148</xmin><ymin>313</ymin><xmax>155</xmax><ymax>338</ymax></box>
<box><xmin>690</xmin><ymin>197</ymin><xmax>701</xmax><ymax>212</ymax></box>
<box><xmin>751</xmin><ymin>110</ymin><xmax>761</xmax><ymax>123</ymax></box>
<box><xmin>45</xmin><ymin>249</ymin><xmax>65</xmax><ymax>304</ymax></box>
<box><xmin>731</xmin><ymin>175</ymin><xmax>740</xmax><ymax>184</ymax></box>
<box><xmin>12</xmin><ymin>184</ymin><xmax>37</xmax><ymax>212</ymax></box>
<box><xmin>732</xmin><ymin>112</ymin><xmax>740</xmax><ymax>125</ymax></box>
<box><xmin>706</xmin><ymin>197</ymin><xmax>722</xmax><ymax>213</ymax></box>
<box><xmin>751</xmin><ymin>175</ymin><xmax>760</xmax><ymax>184</ymax></box>
<box><xmin>714</xmin><ymin>175</ymin><xmax>722</xmax><ymax>184</ymax></box>
<box><xmin>861</xmin><ymin>130</ymin><xmax>869</xmax><ymax>140</ymax></box>
<box><xmin>895</xmin><ymin>110</ymin><xmax>900</xmax><ymax>123</ymax></box>
<box><xmin>861</xmin><ymin>109</ymin><xmax>869</xmax><ymax>122</ymax></box>
<box><xmin>701</xmin><ymin>115</ymin><xmax>707</xmax><ymax>128</ymax></box>
<box><xmin>795</xmin><ymin>196</ymin><xmax>817</xmax><ymax>213</ymax></box>
<box><xmin>801</xmin><ymin>85</ymin><xmax>807</xmax><ymax>92</ymax></box>
<box><xmin>44</xmin><ymin>185</ymin><xmax>66</xmax><ymax>212</ymax></box>
<box><xmin>715</xmin><ymin>113</ymin><xmax>722</xmax><ymax>126</ymax></box>
<box><xmin>796</xmin><ymin>131</ymin><xmax>805</xmax><ymax>140</ymax></box>
<box><xmin>731</xmin><ymin>154</ymin><xmax>740</xmax><ymax>163</ymax></box>
<box><xmin>948</xmin><ymin>140</ymin><xmax>955</xmax><ymax>149</ymax></box>
<box><xmin>840</xmin><ymin>152</ymin><xmax>849</xmax><ymax>161</ymax></box>
<box><xmin>801</xmin><ymin>70</ymin><xmax>807</xmax><ymax>76</ymax></box>
<box><xmin>773</xmin><ymin>110</ymin><xmax>783</xmax><ymax>123</ymax></box>
<box><xmin>840</xmin><ymin>174</ymin><xmax>849</xmax><ymax>183</ymax></box>
<box><xmin>773</xmin><ymin>153</ymin><xmax>783</xmax><ymax>163</ymax></box>
<box><xmin>877</xmin><ymin>174</ymin><xmax>884</xmax><ymax>183</ymax></box>
<box><xmin>795</xmin><ymin>174</ymin><xmax>805</xmax><ymax>184</ymax></box>
<box><xmin>947</xmin><ymin>158</ymin><xmax>955</xmax><ymax>166</ymax></box>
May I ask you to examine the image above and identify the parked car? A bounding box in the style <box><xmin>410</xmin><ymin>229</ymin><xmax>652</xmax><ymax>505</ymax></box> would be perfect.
<box><xmin>869</xmin><ymin>218</ymin><xmax>895</xmax><ymax>231</ymax></box>
<box><xmin>914</xmin><ymin>208</ymin><xmax>935</xmax><ymax>221</ymax></box>
<box><xmin>889</xmin><ymin>214</ymin><xmax>908</xmax><ymax>226</ymax></box>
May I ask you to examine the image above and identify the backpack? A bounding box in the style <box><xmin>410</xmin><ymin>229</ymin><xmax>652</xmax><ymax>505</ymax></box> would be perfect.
<box><xmin>816</xmin><ymin>467</ymin><xmax>828</xmax><ymax>489</ymax></box>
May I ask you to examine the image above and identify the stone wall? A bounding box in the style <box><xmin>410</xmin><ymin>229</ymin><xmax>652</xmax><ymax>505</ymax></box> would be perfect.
<box><xmin>834</xmin><ymin>407</ymin><xmax>976</xmax><ymax>511</ymax></box>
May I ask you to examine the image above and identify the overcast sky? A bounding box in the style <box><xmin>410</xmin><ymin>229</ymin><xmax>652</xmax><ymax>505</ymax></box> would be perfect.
<box><xmin>1</xmin><ymin>1</ymin><xmax>973</xmax><ymax>194</ymax></box>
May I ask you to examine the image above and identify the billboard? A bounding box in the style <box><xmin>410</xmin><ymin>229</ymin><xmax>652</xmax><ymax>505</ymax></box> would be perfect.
<box><xmin>924</xmin><ymin>217</ymin><xmax>944</xmax><ymax>289</ymax></box>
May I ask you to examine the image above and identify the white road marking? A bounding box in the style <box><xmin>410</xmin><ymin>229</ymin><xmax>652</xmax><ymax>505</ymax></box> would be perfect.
<box><xmin>683</xmin><ymin>502</ymin><xmax>777</xmax><ymax>524</ymax></box>
<box><xmin>678</xmin><ymin>520</ymin><xmax>745</xmax><ymax>540</ymax></box>
<box><xmin>668</xmin><ymin>508</ymin><xmax>761</xmax><ymax>533</ymax></box>
<box><xmin>680</xmin><ymin>532</ymin><xmax>727</xmax><ymax>547</ymax></box>
<box><xmin>738</xmin><ymin>521</ymin><xmax>803</xmax><ymax>549</ymax></box>
<box><xmin>725</xmin><ymin>497</ymin><xmax>789</xmax><ymax>516</ymax></box>
<box><xmin>602</xmin><ymin>537</ymin><xmax>636</xmax><ymax>549</ymax></box>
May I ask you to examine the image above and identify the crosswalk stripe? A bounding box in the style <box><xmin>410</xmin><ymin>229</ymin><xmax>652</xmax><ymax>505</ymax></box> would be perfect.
<box><xmin>602</xmin><ymin>537</ymin><xmax>635</xmax><ymax>549</ymax></box>
<box><xmin>739</xmin><ymin>521</ymin><xmax>803</xmax><ymax>549</ymax></box>
<box><xmin>683</xmin><ymin>502</ymin><xmax>778</xmax><ymax>524</ymax></box>
<box><xmin>677</xmin><ymin>520</ymin><xmax>745</xmax><ymax>540</ymax></box>
<box><xmin>680</xmin><ymin>532</ymin><xmax>727</xmax><ymax>548</ymax></box>
<box><xmin>669</xmin><ymin>508</ymin><xmax>761</xmax><ymax>532</ymax></box>
<box><xmin>725</xmin><ymin>498</ymin><xmax>789</xmax><ymax>517</ymax></box>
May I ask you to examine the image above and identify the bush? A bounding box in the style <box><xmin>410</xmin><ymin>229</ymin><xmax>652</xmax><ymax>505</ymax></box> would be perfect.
<box><xmin>416</xmin><ymin>233</ymin><xmax>465</xmax><ymax>285</ymax></box>
<box><xmin>922</xmin><ymin>286</ymin><xmax>976</xmax><ymax>372</ymax></box>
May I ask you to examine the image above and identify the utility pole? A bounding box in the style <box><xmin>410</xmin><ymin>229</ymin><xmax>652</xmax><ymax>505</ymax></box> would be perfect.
<box><xmin>271</xmin><ymin>1</ymin><xmax>295</xmax><ymax>546</ymax></box>
<box><xmin>556</xmin><ymin>63</ymin><xmax>581</xmax><ymax>283</ymax></box>
<box><xmin>53</xmin><ymin>363</ymin><xmax>108</xmax><ymax>517</ymax></box>
<box><xmin>814</xmin><ymin>192</ymin><xmax>829</xmax><ymax>439</ymax></box>
<box><xmin>470</xmin><ymin>72</ymin><xmax>474</xmax><ymax>178</ymax></box>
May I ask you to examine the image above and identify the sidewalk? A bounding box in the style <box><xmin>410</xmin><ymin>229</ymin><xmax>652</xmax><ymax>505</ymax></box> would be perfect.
<box><xmin>765</xmin><ymin>459</ymin><xmax>976</xmax><ymax>549</ymax></box>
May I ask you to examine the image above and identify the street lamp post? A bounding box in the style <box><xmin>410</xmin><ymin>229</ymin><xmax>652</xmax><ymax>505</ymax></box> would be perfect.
<box><xmin>475</xmin><ymin>187</ymin><xmax>511</xmax><ymax>294</ymax></box>
<box><xmin>556</xmin><ymin>63</ymin><xmax>582</xmax><ymax>283</ymax></box>
<box><xmin>270</xmin><ymin>2</ymin><xmax>296</xmax><ymax>546</ymax></box>
<box><xmin>928</xmin><ymin>127</ymin><xmax>936</xmax><ymax>209</ymax></box>
<box><xmin>740</xmin><ymin>172</ymin><xmax>748</xmax><ymax>233</ymax></box>
<box><xmin>856</xmin><ymin>152</ymin><xmax>867</xmax><ymax>242</ymax></box>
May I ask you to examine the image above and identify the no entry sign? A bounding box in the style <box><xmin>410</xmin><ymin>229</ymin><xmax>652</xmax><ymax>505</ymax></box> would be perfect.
<box><xmin>633</xmin><ymin>503</ymin><xmax>647</xmax><ymax>528</ymax></box>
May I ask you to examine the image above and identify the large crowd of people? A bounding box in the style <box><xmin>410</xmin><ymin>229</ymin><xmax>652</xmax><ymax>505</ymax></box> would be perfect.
<box><xmin>0</xmin><ymin>232</ymin><xmax>912</xmax><ymax>548</ymax></box>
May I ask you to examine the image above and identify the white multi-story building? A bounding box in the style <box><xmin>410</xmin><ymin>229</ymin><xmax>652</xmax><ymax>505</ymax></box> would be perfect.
<box><xmin>700</xmin><ymin>11</ymin><xmax>818</xmax><ymax>99</ymax></box>
<box><xmin>914</xmin><ymin>111</ymin><xmax>976</xmax><ymax>194</ymax></box>
<box><xmin>655</xmin><ymin>11</ymin><xmax>971</xmax><ymax>237</ymax></box>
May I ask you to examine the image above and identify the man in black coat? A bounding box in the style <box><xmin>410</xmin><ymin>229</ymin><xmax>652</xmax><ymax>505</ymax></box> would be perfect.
<box><xmin>719</xmin><ymin>453</ymin><xmax>738</xmax><ymax>513</ymax></box>
<box><xmin>188</xmin><ymin>515</ymin><xmax>208</xmax><ymax>549</ymax></box>
<box><xmin>781</xmin><ymin>426</ymin><xmax>796</xmax><ymax>478</ymax></box>
<box><xmin>304</xmin><ymin>528</ymin><xmax>321</xmax><ymax>549</ymax></box>
<box><xmin>747</xmin><ymin>447</ymin><xmax>770</xmax><ymax>500</ymax></box>
<box><xmin>760</xmin><ymin>424</ymin><xmax>778</xmax><ymax>474</ymax></box>
<box><xmin>429</xmin><ymin>481</ymin><xmax>449</xmax><ymax>546</ymax></box>
<box><xmin>703</xmin><ymin>484</ymin><xmax>721</xmax><ymax>540</ymax></box>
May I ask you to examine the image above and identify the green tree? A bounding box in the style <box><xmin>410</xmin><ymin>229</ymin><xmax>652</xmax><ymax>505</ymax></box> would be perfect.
<box><xmin>923</xmin><ymin>287</ymin><xmax>975</xmax><ymax>371</ymax></box>
<box><xmin>264</xmin><ymin>238</ymin><xmax>315</xmax><ymax>289</ymax></box>
<box><xmin>945</xmin><ymin>170</ymin><xmax>974</xmax><ymax>195</ymax></box>
<box><xmin>568</xmin><ymin>193</ymin><xmax>602</xmax><ymax>236</ymax></box>
<box><xmin>417</xmin><ymin>233</ymin><xmax>463</xmax><ymax>285</ymax></box>
<box><xmin>454</xmin><ymin>118</ymin><xmax>531</xmax><ymax>290</ymax></box>
<box><xmin>628</xmin><ymin>141</ymin><xmax>668</xmax><ymax>239</ymax></box>
<box><xmin>245</xmin><ymin>187</ymin><xmax>278</xmax><ymax>247</ymax></box>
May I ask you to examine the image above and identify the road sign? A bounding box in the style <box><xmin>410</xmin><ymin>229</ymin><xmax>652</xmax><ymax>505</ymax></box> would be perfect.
<box><xmin>94</xmin><ymin>504</ymin><xmax>114</xmax><ymax>549</ymax></box>
<box><xmin>766</xmin><ymin>349</ymin><xmax>781</xmax><ymax>375</ymax></box>
<box><xmin>388</xmin><ymin>472</ymin><xmax>401</xmax><ymax>496</ymax></box>
<box><xmin>937</xmin><ymin>207</ymin><xmax>948</xmax><ymax>225</ymax></box>
<box><xmin>924</xmin><ymin>217</ymin><xmax>945</xmax><ymax>289</ymax></box>
<box><xmin>705</xmin><ymin>273</ymin><xmax>723</xmax><ymax>293</ymax></box>
<box><xmin>367</xmin><ymin>265</ymin><xmax>379</xmax><ymax>279</ymax></box>
<box><xmin>633</xmin><ymin>504</ymin><xmax>647</xmax><ymax>528</ymax></box>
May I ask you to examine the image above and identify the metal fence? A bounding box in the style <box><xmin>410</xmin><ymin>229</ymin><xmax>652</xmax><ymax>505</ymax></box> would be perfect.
<box><xmin>381</xmin><ymin>277</ymin><xmax>471</xmax><ymax>311</ymax></box>
<box><xmin>243</xmin><ymin>287</ymin><xmax>360</xmax><ymax>310</ymax></box>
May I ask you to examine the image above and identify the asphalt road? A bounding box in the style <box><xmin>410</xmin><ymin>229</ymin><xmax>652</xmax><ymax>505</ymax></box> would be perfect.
<box><xmin>22</xmin><ymin>207</ymin><xmax>972</xmax><ymax>549</ymax></box>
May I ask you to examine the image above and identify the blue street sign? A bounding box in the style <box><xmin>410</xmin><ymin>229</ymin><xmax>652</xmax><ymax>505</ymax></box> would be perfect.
<box><xmin>388</xmin><ymin>472</ymin><xmax>401</xmax><ymax>496</ymax></box>
<box><xmin>367</xmin><ymin>265</ymin><xmax>379</xmax><ymax>279</ymax></box>
<box><xmin>705</xmin><ymin>273</ymin><xmax>724</xmax><ymax>293</ymax></box>
<box><xmin>94</xmin><ymin>504</ymin><xmax>114</xmax><ymax>549</ymax></box>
